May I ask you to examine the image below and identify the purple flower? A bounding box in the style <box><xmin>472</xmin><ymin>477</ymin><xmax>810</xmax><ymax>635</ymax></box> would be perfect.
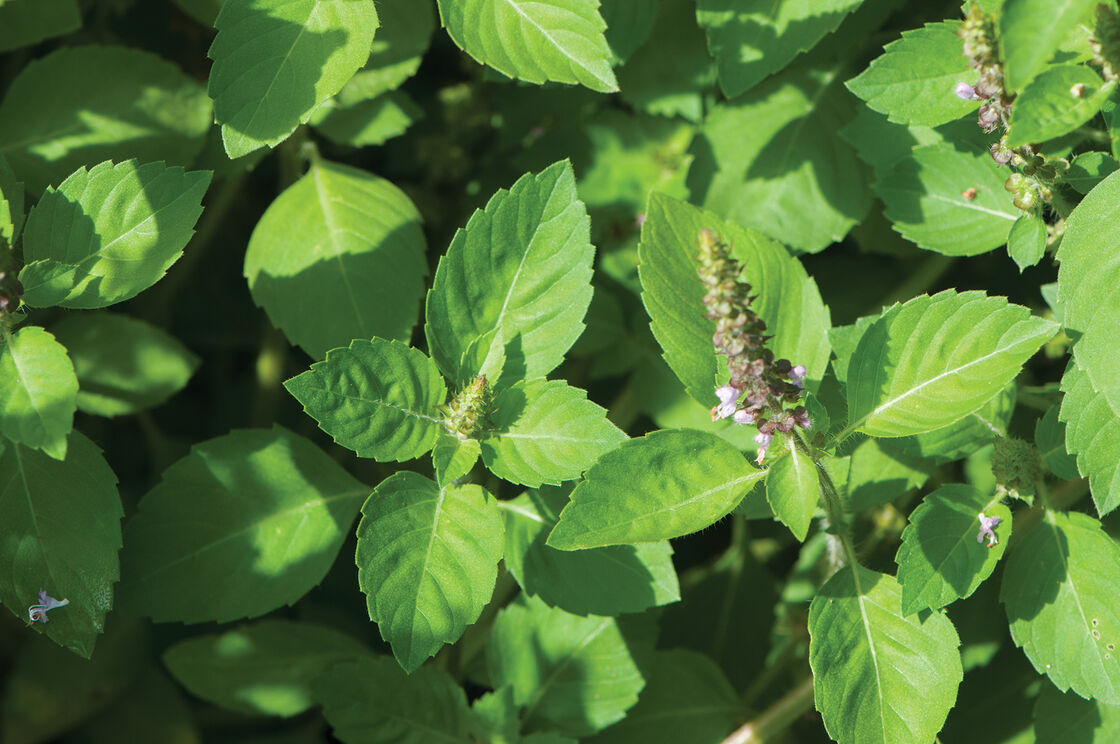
<box><xmin>710</xmin><ymin>385</ymin><xmax>740</xmax><ymax>421</ymax></box>
<box><xmin>789</xmin><ymin>365</ymin><xmax>806</xmax><ymax>388</ymax></box>
<box><xmin>955</xmin><ymin>82</ymin><xmax>977</xmax><ymax>100</ymax></box>
<box><xmin>733</xmin><ymin>408</ymin><xmax>756</xmax><ymax>426</ymax></box>
<box><xmin>28</xmin><ymin>590</ymin><xmax>69</xmax><ymax>624</ymax></box>
<box><xmin>754</xmin><ymin>432</ymin><xmax>772</xmax><ymax>465</ymax></box>
<box><xmin>977</xmin><ymin>513</ymin><xmax>1001</xmax><ymax>547</ymax></box>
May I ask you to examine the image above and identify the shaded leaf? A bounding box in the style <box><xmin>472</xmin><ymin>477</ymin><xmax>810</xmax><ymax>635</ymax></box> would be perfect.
<box><xmin>437</xmin><ymin>0</ymin><xmax>617</xmax><ymax>92</ymax></box>
<box><xmin>311</xmin><ymin>91</ymin><xmax>423</xmax><ymax>148</ymax></box>
<box><xmin>19</xmin><ymin>160</ymin><xmax>212</xmax><ymax>309</ymax></box>
<box><xmin>844</xmin><ymin>437</ymin><xmax>935</xmax><ymax>512</ymax></box>
<box><xmin>1065</xmin><ymin>151</ymin><xmax>1119</xmax><ymax>194</ymax></box>
<box><xmin>0</xmin><ymin>433</ymin><xmax>121</xmax><ymax>658</ymax></box>
<box><xmin>548</xmin><ymin>428</ymin><xmax>765</xmax><ymax>550</ymax></box>
<box><xmin>209</xmin><ymin>0</ymin><xmax>379</xmax><ymax>158</ymax></box>
<box><xmin>501</xmin><ymin>486</ymin><xmax>679</xmax><ymax>617</ymax></box>
<box><xmin>0</xmin><ymin>0</ymin><xmax>80</xmax><ymax>53</ymax></box>
<box><xmin>356</xmin><ymin>472</ymin><xmax>504</xmax><ymax>672</ymax></box>
<box><xmin>1002</xmin><ymin>510</ymin><xmax>1120</xmax><ymax>704</ymax></box>
<box><xmin>244</xmin><ymin>159</ymin><xmax>427</xmax><ymax>359</ymax></box>
<box><xmin>117</xmin><ymin>426</ymin><xmax>368</xmax><ymax>623</ymax></box>
<box><xmin>1037</xmin><ymin>404</ymin><xmax>1079</xmax><ymax>481</ymax></box>
<box><xmin>809</xmin><ymin>566</ymin><xmax>963</xmax><ymax>744</ymax></box>
<box><xmin>0</xmin><ymin>325</ymin><xmax>77</xmax><ymax>459</ymax></box>
<box><xmin>1034</xmin><ymin>685</ymin><xmax>1120</xmax><ymax>743</ymax></box>
<box><xmin>336</xmin><ymin>0</ymin><xmax>435</xmax><ymax>101</ymax></box>
<box><xmin>284</xmin><ymin>337</ymin><xmax>447</xmax><ymax>462</ymax></box>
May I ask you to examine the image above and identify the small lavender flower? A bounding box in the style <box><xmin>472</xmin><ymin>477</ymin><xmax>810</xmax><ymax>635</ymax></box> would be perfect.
<box><xmin>788</xmin><ymin>365</ymin><xmax>806</xmax><ymax>388</ymax></box>
<box><xmin>954</xmin><ymin>82</ymin><xmax>977</xmax><ymax>100</ymax></box>
<box><xmin>754</xmin><ymin>432</ymin><xmax>772</xmax><ymax>466</ymax></box>
<box><xmin>733</xmin><ymin>408</ymin><xmax>756</xmax><ymax>426</ymax></box>
<box><xmin>28</xmin><ymin>590</ymin><xmax>69</xmax><ymax>623</ymax></box>
<box><xmin>711</xmin><ymin>384</ymin><xmax>740</xmax><ymax>421</ymax></box>
<box><xmin>977</xmin><ymin>513</ymin><xmax>1001</xmax><ymax>547</ymax></box>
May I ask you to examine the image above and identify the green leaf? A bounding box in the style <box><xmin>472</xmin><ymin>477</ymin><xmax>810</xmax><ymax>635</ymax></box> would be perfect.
<box><xmin>1007</xmin><ymin>65</ymin><xmax>1116</xmax><ymax>147</ymax></box>
<box><xmin>0</xmin><ymin>152</ymin><xmax>25</xmax><ymax>245</ymax></box>
<box><xmin>697</xmin><ymin>0</ymin><xmax>863</xmax><ymax>99</ymax></box>
<box><xmin>1008</xmin><ymin>213</ymin><xmax>1048</xmax><ymax>272</ymax></box>
<box><xmin>77</xmin><ymin>665</ymin><xmax>200</xmax><ymax>744</ymax></box>
<box><xmin>688</xmin><ymin>63</ymin><xmax>871</xmax><ymax>253</ymax></box>
<box><xmin>1000</xmin><ymin>0</ymin><xmax>1097</xmax><ymax>92</ymax></box>
<box><xmin>1065</xmin><ymin>151</ymin><xmax>1119</xmax><ymax>194</ymax></box>
<box><xmin>582</xmin><ymin>649</ymin><xmax>741</xmax><ymax>744</ymax></box>
<box><xmin>117</xmin><ymin>426</ymin><xmax>368</xmax><ymax>623</ymax></box>
<box><xmin>481</xmin><ymin>379</ymin><xmax>627</xmax><ymax>487</ymax></box>
<box><xmin>616</xmin><ymin>0</ymin><xmax>715</xmax><ymax>123</ymax></box>
<box><xmin>313</xmin><ymin>657</ymin><xmax>478</xmax><ymax>743</ymax></box>
<box><xmin>895</xmin><ymin>484</ymin><xmax>1010</xmax><ymax>615</ymax></box>
<box><xmin>162</xmin><ymin>620</ymin><xmax>370</xmax><ymax>717</ymax></box>
<box><xmin>809</xmin><ymin>565</ymin><xmax>963</xmax><ymax>744</ymax></box>
<box><xmin>432</xmin><ymin>431</ymin><xmax>481</xmax><ymax>487</ymax></box>
<box><xmin>846</xmin><ymin>21</ymin><xmax>979</xmax><ymax>127</ymax></box>
<box><xmin>0</xmin><ymin>325</ymin><xmax>77</xmax><ymax>460</ymax></box>
<box><xmin>1037</xmin><ymin>404</ymin><xmax>1080</xmax><ymax>481</ymax></box>
<box><xmin>19</xmin><ymin>160</ymin><xmax>212</xmax><ymax>309</ymax></box>
<box><xmin>0</xmin><ymin>0</ymin><xmax>80</xmax><ymax>53</ymax></box>
<box><xmin>0</xmin><ymin>46</ymin><xmax>211</xmax><ymax>194</ymax></box>
<box><xmin>765</xmin><ymin>445</ymin><xmax>820</xmax><ymax>541</ymax></box>
<box><xmin>209</xmin><ymin>0</ymin><xmax>379</xmax><ymax>158</ymax></box>
<box><xmin>1002</xmin><ymin>510</ymin><xmax>1120</xmax><ymax>704</ymax></box>
<box><xmin>310</xmin><ymin>90</ymin><xmax>423</xmax><ymax>148</ymax></box>
<box><xmin>600</xmin><ymin>0</ymin><xmax>657</xmax><ymax>64</ymax></box>
<box><xmin>0</xmin><ymin>432</ymin><xmax>121</xmax><ymax>658</ymax></box>
<box><xmin>244</xmin><ymin>159</ymin><xmax>427</xmax><ymax>359</ymax></box>
<box><xmin>425</xmin><ymin>160</ymin><xmax>594</xmax><ymax>381</ymax></box>
<box><xmin>356</xmin><ymin>471</ymin><xmax>504</xmax><ymax>672</ymax></box>
<box><xmin>846</xmin><ymin>290</ymin><xmax>1058</xmax><ymax>437</ymax></box>
<box><xmin>50</xmin><ymin>312</ymin><xmax>199</xmax><ymax>418</ymax></box>
<box><xmin>874</xmin><ymin>144</ymin><xmax>1018</xmax><ymax>255</ymax></box>
<box><xmin>284</xmin><ymin>337</ymin><xmax>447</xmax><ymax>462</ymax></box>
<box><xmin>1060</xmin><ymin>359</ymin><xmax>1120</xmax><ymax>515</ymax></box>
<box><xmin>336</xmin><ymin>0</ymin><xmax>435</xmax><ymax>101</ymax></box>
<box><xmin>887</xmin><ymin>383</ymin><xmax>1017</xmax><ymax>463</ymax></box>
<box><xmin>488</xmin><ymin>595</ymin><xmax>653</xmax><ymax>736</ymax></box>
<box><xmin>844</xmin><ymin>437</ymin><xmax>935</xmax><ymax>512</ymax></box>
<box><xmin>1034</xmin><ymin>685</ymin><xmax>1120</xmax><ymax>743</ymax></box>
<box><xmin>501</xmin><ymin>486</ymin><xmax>679</xmax><ymax>616</ymax></box>
<box><xmin>547</xmin><ymin>428</ymin><xmax>765</xmax><ymax>550</ymax></box>
<box><xmin>437</xmin><ymin>0</ymin><xmax>617</xmax><ymax>93</ymax></box>
<box><xmin>638</xmin><ymin>192</ymin><xmax>831</xmax><ymax>407</ymax></box>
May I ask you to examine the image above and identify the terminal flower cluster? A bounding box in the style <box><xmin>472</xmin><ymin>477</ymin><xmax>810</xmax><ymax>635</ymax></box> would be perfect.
<box><xmin>696</xmin><ymin>228</ymin><xmax>810</xmax><ymax>465</ymax></box>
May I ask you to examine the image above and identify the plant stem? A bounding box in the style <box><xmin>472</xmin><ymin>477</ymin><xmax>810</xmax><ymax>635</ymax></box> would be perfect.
<box><xmin>722</xmin><ymin>676</ymin><xmax>815</xmax><ymax>744</ymax></box>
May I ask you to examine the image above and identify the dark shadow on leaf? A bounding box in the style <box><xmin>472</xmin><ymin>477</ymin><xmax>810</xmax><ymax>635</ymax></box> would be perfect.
<box><xmin>1001</xmin><ymin>521</ymin><xmax>1066</xmax><ymax>624</ymax></box>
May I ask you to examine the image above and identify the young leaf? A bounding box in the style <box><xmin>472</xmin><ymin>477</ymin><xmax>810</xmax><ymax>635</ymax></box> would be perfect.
<box><xmin>162</xmin><ymin>620</ymin><xmax>370</xmax><ymax>717</ymax></box>
<box><xmin>0</xmin><ymin>432</ymin><xmax>121</xmax><ymax>658</ymax></box>
<box><xmin>244</xmin><ymin>159</ymin><xmax>427</xmax><ymax>359</ymax></box>
<box><xmin>0</xmin><ymin>0</ymin><xmax>80</xmax><ymax>53</ymax></box>
<box><xmin>436</xmin><ymin>0</ymin><xmax>618</xmax><ymax>93</ymax></box>
<box><xmin>846</xmin><ymin>290</ymin><xmax>1058</xmax><ymax>437</ymax></box>
<box><xmin>765</xmin><ymin>445</ymin><xmax>820</xmax><ymax>541</ymax></box>
<box><xmin>0</xmin><ymin>46</ymin><xmax>211</xmax><ymax>193</ymax></box>
<box><xmin>488</xmin><ymin>595</ymin><xmax>654</xmax><ymax>736</ymax></box>
<box><xmin>501</xmin><ymin>487</ymin><xmax>680</xmax><ymax>617</ymax></box>
<box><xmin>1060</xmin><ymin>359</ymin><xmax>1120</xmax><ymax>515</ymax></box>
<box><xmin>432</xmin><ymin>431</ymin><xmax>481</xmax><ymax>487</ymax></box>
<box><xmin>355</xmin><ymin>472</ymin><xmax>504</xmax><ymax>673</ymax></box>
<box><xmin>0</xmin><ymin>325</ymin><xmax>77</xmax><ymax>460</ymax></box>
<box><xmin>846</xmin><ymin>21</ymin><xmax>979</xmax><ymax>127</ymax></box>
<box><xmin>582</xmin><ymin>649</ymin><xmax>741</xmax><ymax>744</ymax></box>
<box><xmin>208</xmin><ymin>0</ymin><xmax>379</xmax><ymax>158</ymax></box>
<box><xmin>1065</xmin><ymin>151</ymin><xmax>1120</xmax><ymax>194</ymax></box>
<box><xmin>809</xmin><ymin>566</ymin><xmax>963</xmax><ymax>744</ymax></box>
<box><xmin>0</xmin><ymin>153</ymin><xmax>24</xmax><ymax>245</ymax></box>
<box><xmin>284</xmin><ymin>337</ymin><xmax>447</xmax><ymax>462</ymax></box>
<box><xmin>1034</xmin><ymin>684</ymin><xmax>1120</xmax><ymax>742</ymax></box>
<box><xmin>547</xmin><ymin>429</ymin><xmax>765</xmax><ymax>550</ymax></box>
<box><xmin>1002</xmin><ymin>511</ymin><xmax>1120</xmax><ymax>704</ymax></box>
<box><xmin>313</xmin><ymin>657</ymin><xmax>479</xmax><ymax>742</ymax></box>
<box><xmin>638</xmin><ymin>192</ymin><xmax>831</xmax><ymax>407</ymax></box>
<box><xmin>50</xmin><ymin>312</ymin><xmax>199</xmax><ymax>417</ymax></box>
<box><xmin>1006</xmin><ymin>65</ymin><xmax>1115</xmax><ymax>147</ymax></box>
<box><xmin>117</xmin><ymin>426</ymin><xmax>368</xmax><ymax>623</ymax></box>
<box><xmin>1008</xmin><ymin>213</ymin><xmax>1048</xmax><ymax>272</ymax></box>
<box><xmin>999</xmin><ymin>0</ymin><xmax>1097</xmax><ymax>92</ymax></box>
<box><xmin>1036</xmin><ymin>405</ymin><xmax>1079</xmax><ymax>481</ymax></box>
<box><xmin>480</xmin><ymin>379</ymin><xmax>627</xmax><ymax>487</ymax></box>
<box><xmin>688</xmin><ymin>64</ymin><xmax>871</xmax><ymax>253</ymax></box>
<box><xmin>310</xmin><ymin>91</ymin><xmax>423</xmax><ymax>148</ymax></box>
<box><xmin>895</xmin><ymin>484</ymin><xmax>1010</xmax><ymax>615</ymax></box>
<box><xmin>696</xmin><ymin>0</ymin><xmax>863</xmax><ymax>99</ymax></box>
<box><xmin>425</xmin><ymin>160</ymin><xmax>594</xmax><ymax>381</ymax></box>
<box><xmin>19</xmin><ymin>160</ymin><xmax>212</xmax><ymax>309</ymax></box>
<box><xmin>874</xmin><ymin>144</ymin><xmax>1018</xmax><ymax>256</ymax></box>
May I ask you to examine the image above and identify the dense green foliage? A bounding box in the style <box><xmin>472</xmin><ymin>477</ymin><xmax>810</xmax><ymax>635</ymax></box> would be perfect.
<box><xmin>2</xmin><ymin>1</ymin><xmax>1120</xmax><ymax>743</ymax></box>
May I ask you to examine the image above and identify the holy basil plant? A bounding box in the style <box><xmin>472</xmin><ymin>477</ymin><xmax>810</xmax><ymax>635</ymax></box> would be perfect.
<box><xmin>1</xmin><ymin>1</ymin><xmax>1120</xmax><ymax>743</ymax></box>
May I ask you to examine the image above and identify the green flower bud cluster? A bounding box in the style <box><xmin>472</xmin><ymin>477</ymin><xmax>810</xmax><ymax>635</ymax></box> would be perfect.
<box><xmin>442</xmin><ymin>375</ymin><xmax>491</xmax><ymax>440</ymax></box>
<box><xmin>991</xmin><ymin>436</ymin><xmax>1043</xmax><ymax>500</ymax></box>
<box><xmin>1001</xmin><ymin>146</ymin><xmax>1069</xmax><ymax>212</ymax></box>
